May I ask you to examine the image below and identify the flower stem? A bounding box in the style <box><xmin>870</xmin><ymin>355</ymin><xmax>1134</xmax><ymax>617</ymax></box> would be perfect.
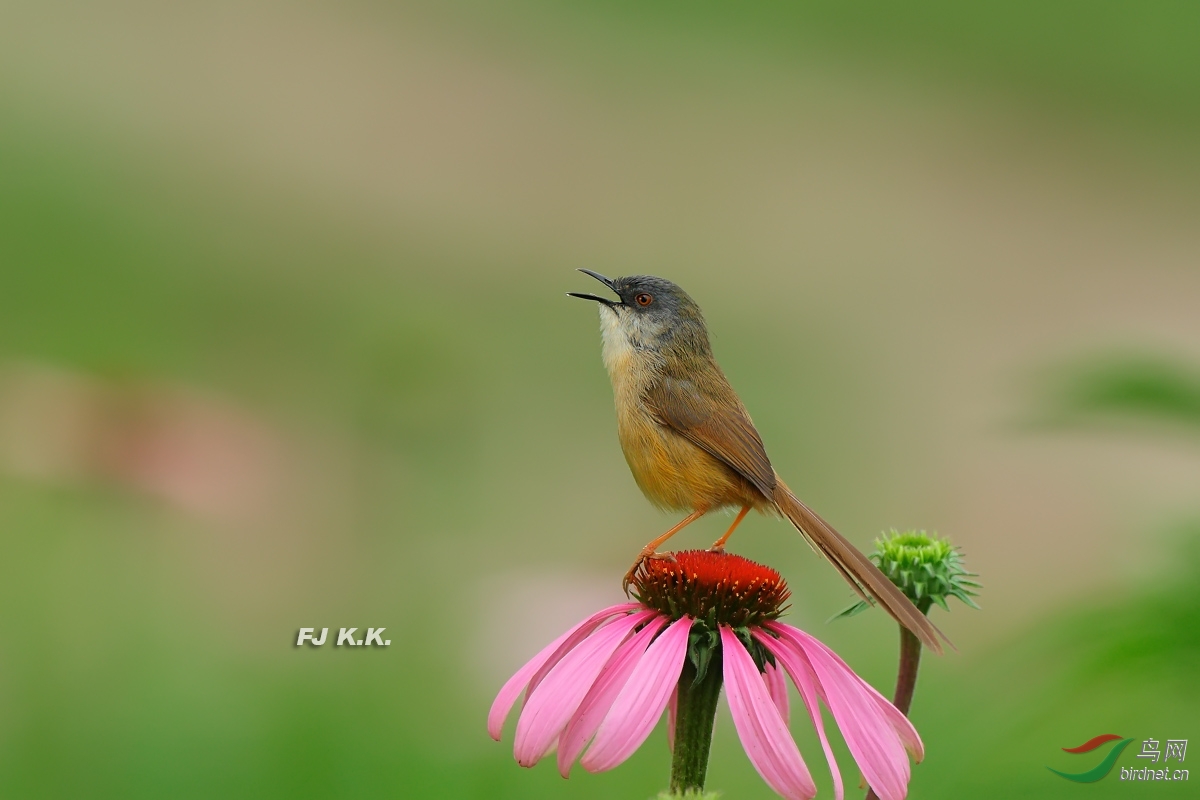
<box><xmin>669</xmin><ymin>649</ymin><xmax>723</xmax><ymax>795</ymax></box>
<box><xmin>890</xmin><ymin>624</ymin><xmax>923</xmax><ymax>717</ymax></box>
<box><xmin>865</xmin><ymin>597</ymin><xmax>932</xmax><ymax>800</ymax></box>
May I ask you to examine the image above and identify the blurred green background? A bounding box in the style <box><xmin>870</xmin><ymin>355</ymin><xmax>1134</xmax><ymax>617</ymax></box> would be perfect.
<box><xmin>1</xmin><ymin>1</ymin><xmax>1198</xmax><ymax>797</ymax></box>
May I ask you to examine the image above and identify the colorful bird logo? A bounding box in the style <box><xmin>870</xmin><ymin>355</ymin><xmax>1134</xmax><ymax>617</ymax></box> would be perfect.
<box><xmin>1048</xmin><ymin>734</ymin><xmax>1134</xmax><ymax>782</ymax></box>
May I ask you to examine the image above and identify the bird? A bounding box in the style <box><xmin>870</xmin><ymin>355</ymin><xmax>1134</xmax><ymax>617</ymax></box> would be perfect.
<box><xmin>568</xmin><ymin>270</ymin><xmax>946</xmax><ymax>654</ymax></box>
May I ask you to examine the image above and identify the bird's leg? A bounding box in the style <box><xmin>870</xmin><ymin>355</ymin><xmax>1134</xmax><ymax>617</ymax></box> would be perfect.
<box><xmin>622</xmin><ymin>509</ymin><xmax>706</xmax><ymax>594</ymax></box>
<box><xmin>709</xmin><ymin>504</ymin><xmax>751</xmax><ymax>552</ymax></box>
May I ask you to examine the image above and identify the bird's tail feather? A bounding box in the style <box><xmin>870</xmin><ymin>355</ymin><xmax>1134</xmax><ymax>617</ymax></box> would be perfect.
<box><xmin>772</xmin><ymin>478</ymin><xmax>949</xmax><ymax>655</ymax></box>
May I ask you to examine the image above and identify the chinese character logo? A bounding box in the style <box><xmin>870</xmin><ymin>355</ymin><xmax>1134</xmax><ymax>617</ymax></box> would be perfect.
<box><xmin>1138</xmin><ymin>738</ymin><xmax>1162</xmax><ymax>762</ymax></box>
<box><xmin>1048</xmin><ymin>734</ymin><xmax>1134</xmax><ymax>783</ymax></box>
<box><xmin>1050</xmin><ymin>735</ymin><xmax>1189</xmax><ymax>783</ymax></box>
<box><xmin>1121</xmin><ymin>738</ymin><xmax>1190</xmax><ymax>782</ymax></box>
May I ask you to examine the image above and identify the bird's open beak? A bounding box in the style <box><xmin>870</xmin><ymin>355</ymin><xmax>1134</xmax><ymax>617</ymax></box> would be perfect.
<box><xmin>567</xmin><ymin>269</ymin><xmax>621</xmax><ymax>308</ymax></box>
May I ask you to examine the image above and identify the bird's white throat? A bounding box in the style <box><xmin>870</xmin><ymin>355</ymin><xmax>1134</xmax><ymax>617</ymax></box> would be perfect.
<box><xmin>598</xmin><ymin>306</ymin><xmax>635</xmax><ymax>379</ymax></box>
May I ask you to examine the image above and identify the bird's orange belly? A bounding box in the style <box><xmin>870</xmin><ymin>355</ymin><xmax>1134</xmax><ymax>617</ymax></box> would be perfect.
<box><xmin>616</xmin><ymin>407</ymin><xmax>766</xmax><ymax>513</ymax></box>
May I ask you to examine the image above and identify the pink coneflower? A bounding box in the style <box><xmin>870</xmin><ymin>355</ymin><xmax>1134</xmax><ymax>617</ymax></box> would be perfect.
<box><xmin>488</xmin><ymin>550</ymin><xmax>923</xmax><ymax>799</ymax></box>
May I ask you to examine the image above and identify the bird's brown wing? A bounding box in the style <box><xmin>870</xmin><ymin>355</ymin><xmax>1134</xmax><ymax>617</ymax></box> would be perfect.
<box><xmin>643</xmin><ymin>375</ymin><xmax>776</xmax><ymax>498</ymax></box>
<box><xmin>645</xmin><ymin>374</ymin><xmax>949</xmax><ymax>654</ymax></box>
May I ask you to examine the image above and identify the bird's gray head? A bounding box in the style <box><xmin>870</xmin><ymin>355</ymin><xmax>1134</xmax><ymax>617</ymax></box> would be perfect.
<box><xmin>568</xmin><ymin>270</ymin><xmax>710</xmax><ymax>363</ymax></box>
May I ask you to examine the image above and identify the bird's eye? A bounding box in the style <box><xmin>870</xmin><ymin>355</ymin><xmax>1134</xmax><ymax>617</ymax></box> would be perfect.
<box><xmin>635</xmin><ymin>293</ymin><xmax>653</xmax><ymax>307</ymax></box>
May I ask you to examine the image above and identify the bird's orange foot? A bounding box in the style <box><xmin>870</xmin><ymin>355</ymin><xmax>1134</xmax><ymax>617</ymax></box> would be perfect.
<box><xmin>621</xmin><ymin>550</ymin><xmax>676</xmax><ymax>596</ymax></box>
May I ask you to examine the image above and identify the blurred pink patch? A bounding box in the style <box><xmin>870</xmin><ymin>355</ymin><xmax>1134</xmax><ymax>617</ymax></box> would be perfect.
<box><xmin>0</xmin><ymin>362</ymin><xmax>282</xmax><ymax>522</ymax></box>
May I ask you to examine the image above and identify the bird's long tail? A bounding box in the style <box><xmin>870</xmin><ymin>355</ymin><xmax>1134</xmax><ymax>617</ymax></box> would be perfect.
<box><xmin>772</xmin><ymin>478</ymin><xmax>949</xmax><ymax>655</ymax></box>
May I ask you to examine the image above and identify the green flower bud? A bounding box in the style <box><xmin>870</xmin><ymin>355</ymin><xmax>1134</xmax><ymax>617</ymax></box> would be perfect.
<box><xmin>836</xmin><ymin>530</ymin><xmax>980</xmax><ymax>619</ymax></box>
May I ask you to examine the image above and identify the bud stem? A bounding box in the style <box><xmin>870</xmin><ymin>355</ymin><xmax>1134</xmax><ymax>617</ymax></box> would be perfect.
<box><xmin>668</xmin><ymin>649</ymin><xmax>723</xmax><ymax>795</ymax></box>
<box><xmin>891</xmin><ymin>624</ymin><xmax>923</xmax><ymax>717</ymax></box>
<box><xmin>866</xmin><ymin>597</ymin><xmax>932</xmax><ymax>800</ymax></box>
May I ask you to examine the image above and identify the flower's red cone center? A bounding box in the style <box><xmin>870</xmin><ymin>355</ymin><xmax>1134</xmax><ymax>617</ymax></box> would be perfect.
<box><xmin>631</xmin><ymin>550</ymin><xmax>790</xmax><ymax>626</ymax></box>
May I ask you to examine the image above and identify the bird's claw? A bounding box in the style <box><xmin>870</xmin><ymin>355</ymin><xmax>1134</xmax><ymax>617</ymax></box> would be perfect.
<box><xmin>621</xmin><ymin>550</ymin><xmax>676</xmax><ymax>595</ymax></box>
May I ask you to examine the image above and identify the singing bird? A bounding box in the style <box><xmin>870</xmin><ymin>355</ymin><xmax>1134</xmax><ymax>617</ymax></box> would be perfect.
<box><xmin>569</xmin><ymin>270</ymin><xmax>946</xmax><ymax>653</ymax></box>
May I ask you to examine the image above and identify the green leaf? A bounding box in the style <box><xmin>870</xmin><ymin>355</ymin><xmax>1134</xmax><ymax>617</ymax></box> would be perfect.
<box><xmin>831</xmin><ymin>600</ymin><xmax>871</xmax><ymax>621</ymax></box>
<box><xmin>687</xmin><ymin>621</ymin><xmax>719</xmax><ymax>685</ymax></box>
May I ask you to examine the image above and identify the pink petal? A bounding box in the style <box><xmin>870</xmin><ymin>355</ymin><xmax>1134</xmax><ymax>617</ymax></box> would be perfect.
<box><xmin>514</xmin><ymin>610</ymin><xmax>655</xmax><ymax>766</ymax></box>
<box><xmin>525</xmin><ymin>602</ymin><xmax>641</xmax><ymax>700</ymax></box>
<box><xmin>767</xmin><ymin>624</ymin><xmax>911</xmax><ymax>800</ymax></box>
<box><xmin>757</xmin><ymin>631</ymin><xmax>844</xmax><ymax>800</ymax></box>
<box><xmin>488</xmin><ymin>602</ymin><xmax>638</xmax><ymax>740</ymax></box>
<box><xmin>721</xmin><ymin>626</ymin><xmax>816</xmax><ymax>800</ymax></box>
<box><xmin>763</xmin><ymin>661</ymin><xmax>790</xmax><ymax>724</ymax></box>
<box><xmin>580</xmin><ymin>615</ymin><xmax>692</xmax><ymax>773</ymax></box>
<box><xmin>556</xmin><ymin>613</ymin><xmax>669</xmax><ymax>777</ymax></box>
<box><xmin>810</xmin><ymin>644</ymin><xmax>924</xmax><ymax>763</ymax></box>
<box><xmin>781</xmin><ymin>626</ymin><xmax>923</xmax><ymax>763</ymax></box>
<box><xmin>872</xmin><ymin>694</ymin><xmax>924</xmax><ymax>764</ymax></box>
